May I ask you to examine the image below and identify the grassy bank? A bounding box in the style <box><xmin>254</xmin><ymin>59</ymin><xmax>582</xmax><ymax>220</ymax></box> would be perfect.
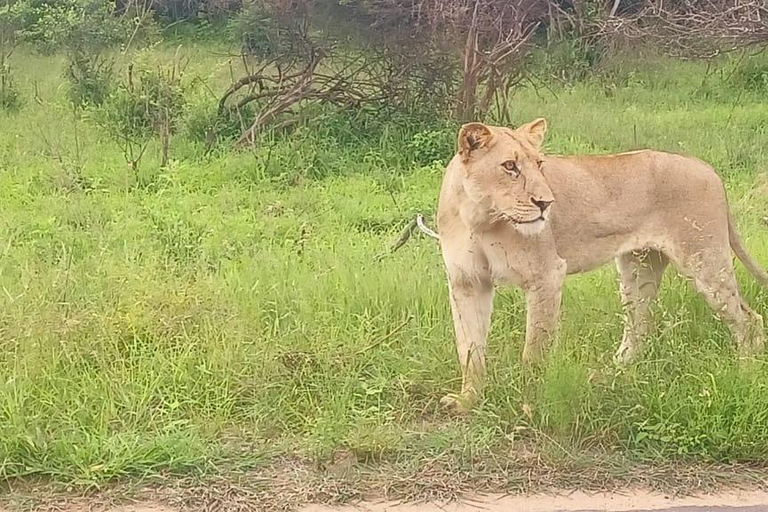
<box><xmin>2</xmin><ymin>44</ymin><xmax>768</xmax><ymax>489</ymax></box>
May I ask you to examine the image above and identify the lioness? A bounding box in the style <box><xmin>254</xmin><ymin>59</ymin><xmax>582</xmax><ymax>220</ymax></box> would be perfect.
<box><xmin>436</xmin><ymin>118</ymin><xmax>768</xmax><ymax>412</ymax></box>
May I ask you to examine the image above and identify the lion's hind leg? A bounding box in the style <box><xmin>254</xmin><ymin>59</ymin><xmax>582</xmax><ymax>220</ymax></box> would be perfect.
<box><xmin>614</xmin><ymin>249</ymin><xmax>669</xmax><ymax>364</ymax></box>
<box><xmin>671</xmin><ymin>242</ymin><xmax>765</xmax><ymax>360</ymax></box>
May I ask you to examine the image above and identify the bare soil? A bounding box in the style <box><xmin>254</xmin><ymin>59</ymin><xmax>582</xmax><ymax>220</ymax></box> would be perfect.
<box><xmin>300</xmin><ymin>491</ymin><xmax>768</xmax><ymax>511</ymax></box>
<box><xmin>3</xmin><ymin>455</ymin><xmax>768</xmax><ymax>512</ymax></box>
<box><xmin>4</xmin><ymin>490</ymin><xmax>768</xmax><ymax>512</ymax></box>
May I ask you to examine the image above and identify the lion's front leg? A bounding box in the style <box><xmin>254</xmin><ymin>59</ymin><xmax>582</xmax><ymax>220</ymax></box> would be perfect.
<box><xmin>440</xmin><ymin>275</ymin><xmax>494</xmax><ymax>413</ymax></box>
<box><xmin>521</xmin><ymin>265</ymin><xmax>565</xmax><ymax>365</ymax></box>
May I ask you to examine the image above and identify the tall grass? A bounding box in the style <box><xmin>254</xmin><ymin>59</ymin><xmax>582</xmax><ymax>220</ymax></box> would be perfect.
<box><xmin>2</xmin><ymin>44</ymin><xmax>768</xmax><ymax>485</ymax></box>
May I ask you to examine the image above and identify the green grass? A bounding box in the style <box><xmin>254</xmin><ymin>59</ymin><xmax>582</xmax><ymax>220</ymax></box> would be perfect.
<box><xmin>3</xmin><ymin>43</ymin><xmax>768</xmax><ymax>490</ymax></box>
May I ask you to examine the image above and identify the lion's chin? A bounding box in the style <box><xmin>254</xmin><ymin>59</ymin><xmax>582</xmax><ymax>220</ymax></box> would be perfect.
<box><xmin>513</xmin><ymin>217</ymin><xmax>547</xmax><ymax>236</ymax></box>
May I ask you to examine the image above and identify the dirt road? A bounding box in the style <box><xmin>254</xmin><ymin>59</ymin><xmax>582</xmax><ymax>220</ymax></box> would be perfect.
<box><xmin>12</xmin><ymin>490</ymin><xmax>766</xmax><ymax>512</ymax></box>
<box><xmin>300</xmin><ymin>491</ymin><xmax>768</xmax><ymax>512</ymax></box>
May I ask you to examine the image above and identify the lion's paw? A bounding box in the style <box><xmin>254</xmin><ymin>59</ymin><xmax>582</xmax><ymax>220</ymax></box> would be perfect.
<box><xmin>439</xmin><ymin>393</ymin><xmax>475</xmax><ymax>414</ymax></box>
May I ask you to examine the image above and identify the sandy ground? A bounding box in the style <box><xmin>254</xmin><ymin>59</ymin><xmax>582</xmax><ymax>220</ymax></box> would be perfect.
<box><xmin>7</xmin><ymin>490</ymin><xmax>768</xmax><ymax>512</ymax></box>
<box><xmin>300</xmin><ymin>490</ymin><xmax>768</xmax><ymax>511</ymax></box>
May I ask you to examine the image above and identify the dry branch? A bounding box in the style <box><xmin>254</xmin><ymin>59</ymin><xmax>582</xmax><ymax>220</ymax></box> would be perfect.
<box><xmin>592</xmin><ymin>0</ymin><xmax>768</xmax><ymax>58</ymax></box>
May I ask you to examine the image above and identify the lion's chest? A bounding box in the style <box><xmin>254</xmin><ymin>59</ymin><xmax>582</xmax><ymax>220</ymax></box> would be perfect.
<box><xmin>477</xmin><ymin>230</ymin><xmax>559</xmax><ymax>289</ymax></box>
<box><xmin>482</xmin><ymin>239</ymin><xmax>526</xmax><ymax>287</ymax></box>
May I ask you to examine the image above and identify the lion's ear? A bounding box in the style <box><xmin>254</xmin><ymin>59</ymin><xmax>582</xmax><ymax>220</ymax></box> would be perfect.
<box><xmin>519</xmin><ymin>118</ymin><xmax>547</xmax><ymax>149</ymax></box>
<box><xmin>457</xmin><ymin>123</ymin><xmax>493</xmax><ymax>161</ymax></box>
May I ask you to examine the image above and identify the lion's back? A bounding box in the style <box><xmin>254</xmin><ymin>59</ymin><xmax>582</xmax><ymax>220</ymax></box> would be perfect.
<box><xmin>545</xmin><ymin>149</ymin><xmax>724</xmax><ymax>207</ymax></box>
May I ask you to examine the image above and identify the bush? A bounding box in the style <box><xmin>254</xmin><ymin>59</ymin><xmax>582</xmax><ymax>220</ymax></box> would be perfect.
<box><xmin>98</xmin><ymin>55</ymin><xmax>188</xmax><ymax>169</ymax></box>
<box><xmin>151</xmin><ymin>0</ymin><xmax>202</xmax><ymax>22</ymax></box>
<box><xmin>729</xmin><ymin>60</ymin><xmax>768</xmax><ymax>93</ymax></box>
<box><xmin>0</xmin><ymin>63</ymin><xmax>21</xmax><ymax>112</ymax></box>
<box><xmin>21</xmin><ymin>0</ymin><xmax>133</xmax><ymax>55</ymax></box>
<box><xmin>230</xmin><ymin>5</ymin><xmax>279</xmax><ymax>59</ymax></box>
<box><xmin>66</xmin><ymin>53</ymin><xmax>113</xmax><ymax>108</ymax></box>
<box><xmin>0</xmin><ymin>60</ymin><xmax>20</xmax><ymax>112</ymax></box>
<box><xmin>0</xmin><ymin>2</ymin><xmax>21</xmax><ymax>111</ymax></box>
<box><xmin>406</xmin><ymin>127</ymin><xmax>453</xmax><ymax>166</ymax></box>
<box><xmin>184</xmin><ymin>99</ymin><xmax>253</xmax><ymax>148</ymax></box>
<box><xmin>539</xmin><ymin>36</ymin><xmax>605</xmax><ymax>86</ymax></box>
<box><xmin>21</xmin><ymin>0</ymin><xmax>158</xmax><ymax>108</ymax></box>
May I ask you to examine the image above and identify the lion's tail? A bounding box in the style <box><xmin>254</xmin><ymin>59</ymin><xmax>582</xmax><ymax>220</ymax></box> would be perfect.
<box><xmin>729</xmin><ymin>211</ymin><xmax>768</xmax><ymax>287</ymax></box>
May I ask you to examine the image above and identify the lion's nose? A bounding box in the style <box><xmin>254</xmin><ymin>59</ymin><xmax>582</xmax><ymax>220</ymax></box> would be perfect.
<box><xmin>532</xmin><ymin>198</ymin><xmax>553</xmax><ymax>212</ymax></box>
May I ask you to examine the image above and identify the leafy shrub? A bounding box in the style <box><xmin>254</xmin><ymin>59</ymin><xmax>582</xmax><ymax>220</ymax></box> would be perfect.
<box><xmin>21</xmin><ymin>0</ymin><xmax>157</xmax><ymax>108</ymax></box>
<box><xmin>98</xmin><ymin>55</ymin><xmax>188</xmax><ymax>169</ymax></box>
<box><xmin>539</xmin><ymin>38</ymin><xmax>604</xmax><ymax>86</ymax></box>
<box><xmin>406</xmin><ymin>127</ymin><xmax>453</xmax><ymax>166</ymax></box>
<box><xmin>21</xmin><ymin>1</ymin><xmax>120</xmax><ymax>106</ymax></box>
<box><xmin>729</xmin><ymin>60</ymin><xmax>768</xmax><ymax>93</ymax></box>
<box><xmin>230</xmin><ymin>6</ymin><xmax>278</xmax><ymax>59</ymax></box>
<box><xmin>66</xmin><ymin>53</ymin><xmax>113</xmax><ymax>108</ymax></box>
<box><xmin>0</xmin><ymin>61</ymin><xmax>20</xmax><ymax>111</ymax></box>
<box><xmin>229</xmin><ymin>0</ymin><xmax>312</xmax><ymax>61</ymax></box>
<box><xmin>151</xmin><ymin>0</ymin><xmax>202</xmax><ymax>22</ymax></box>
<box><xmin>0</xmin><ymin>2</ymin><xmax>21</xmax><ymax>111</ymax></box>
<box><xmin>184</xmin><ymin>99</ymin><xmax>253</xmax><ymax>147</ymax></box>
<box><xmin>21</xmin><ymin>0</ymin><xmax>133</xmax><ymax>55</ymax></box>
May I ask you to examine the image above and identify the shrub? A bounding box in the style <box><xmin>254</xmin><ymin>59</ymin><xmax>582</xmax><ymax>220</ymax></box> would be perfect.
<box><xmin>21</xmin><ymin>0</ymin><xmax>133</xmax><ymax>55</ymax></box>
<box><xmin>21</xmin><ymin>0</ymin><xmax>157</xmax><ymax>108</ymax></box>
<box><xmin>98</xmin><ymin>54</ymin><xmax>188</xmax><ymax>170</ymax></box>
<box><xmin>184</xmin><ymin>98</ymin><xmax>253</xmax><ymax>149</ymax></box>
<box><xmin>0</xmin><ymin>60</ymin><xmax>20</xmax><ymax>111</ymax></box>
<box><xmin>406</xmin><ymin>127</ymin><xmax>453</xmax><ymax>166</ymax></box>
<box><xmin>0</xmin><ymin>1</ymin><xmax>21</xmax><ymax>111</ymax></box>
<box><xmin>729</xmin><ymin>60</ymin><xmax>768</xmax><ymax>93</ymax></box>
<box><xmin>66</xmin><ymin>53</ymin><xmax>113</xmax><ymax>108</ymax></box>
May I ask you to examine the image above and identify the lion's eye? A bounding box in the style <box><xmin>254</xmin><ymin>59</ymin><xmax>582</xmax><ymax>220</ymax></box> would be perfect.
<box><xmin>501</xmin><ymin>160</ymin><xmax>519</xmax><ymax>177</ymax></box>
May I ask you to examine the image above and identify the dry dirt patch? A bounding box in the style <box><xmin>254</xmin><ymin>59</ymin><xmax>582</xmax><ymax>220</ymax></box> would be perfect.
<box><xmin>5</xmin><ymin>490</ymin><xmax>768</xmax><ymax>512</ymax></box>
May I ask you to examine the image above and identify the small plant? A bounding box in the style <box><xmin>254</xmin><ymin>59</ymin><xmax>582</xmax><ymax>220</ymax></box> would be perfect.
<box><xmin>0</xmin><ymin>60</ymin><xmax>19</xmax><ymax>111</ymax></box>
<box><xmin>0</xmin><ymin>0</ymin><xmax>21</xmax><ymax>111</ymax></box>
<box><xmin>405</xmin><ymin>127</ymin><xmax>452</xmax><ymax>166</ymax></box>
<box><xmin>230</xmin><ymin>5</ymin><xmax>280</xmax><ymax>60</ymax></box>
<box><xmin>184</xmin><ymin>98</ymin><xmax>253</xmax><ymax>151</ymax></box>
<box><xmin>541</xmin><ymin>37</ymin><xmax>605</xmax><ymax>86</ymax></box>
<box><xmin>66</xmin><ymin>52</ymin><xmax>113</xmax><ymax>108</ymax></box>
<box><xmin>99</xmin><ymin>54</ymin><xmax>188</xmax><ymax>171</ymax></box>
<box><xmin>729</xmin><ymin>60</ymin><xmax>768</xmax><ymax>93</ymax></box>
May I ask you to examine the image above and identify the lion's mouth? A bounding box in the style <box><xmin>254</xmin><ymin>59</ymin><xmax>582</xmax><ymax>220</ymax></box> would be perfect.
<box><xmin>495</xmin><ymin>210</ymin><xmax>546</xmax><ymax>225</ymax></box>
<box><xmin>517</xmin><ymin>216</ymin><xmax>545</xmax><ymax>224</ymax></box>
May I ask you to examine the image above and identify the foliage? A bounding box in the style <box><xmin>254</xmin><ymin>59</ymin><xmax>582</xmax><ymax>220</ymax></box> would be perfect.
<box><xmin>98</xmin><ymin>53</ymin><xmax>188</xmax><ymax>169</ymax></box>
<box><xmin>230</xmin><ymin>1</ymin><xmax>284</xmax><ymax>59</ymax></box>
<box><xmin>0</xmin><ymin>0</ymin><xmax>21</xmax><ymax>48</ymax></box>
<box><xmin>0</xmin><ymin>1</ymin><xmax>21</xmax><ymax>111</ymax></box>
<box><xmin>0</xmin><ymin>59</ymin><xmax>19</xmax><ymax>111</ymax></box>
<box><xmin>406</xmin><ymin>127</ymin><xmax>453</xmax><ymax>166</ymax></box>
<box><xmin>20</xmin><ymin>0</ymin><xmax>133</xmax><ymax>55</ymax></box>
<box><xmin>66</xmin><ymin>53</ymin><xmax>113</xmax><ymax>108</ymax></box>
<box><xmin>184</xmin><ymin>97</ymin><xmax>253</xmax><ymax>147</ymax></box>
<box><xmin>540</xmin><ymin>37</ymin><xmax>605</xmax><ymax>85</ymax></box>
<box><xmin>18</xmin><ymin>0</ymin><xmax>158</xmax><ymax>108</ymax></box>
<box><xmin>729</xmin><ymin>58</ymin><xmax>768</xmax><ymax>93</ymax></box>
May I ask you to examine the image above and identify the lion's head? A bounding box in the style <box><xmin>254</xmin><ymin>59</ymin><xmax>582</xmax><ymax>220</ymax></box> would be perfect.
<box><xmin>456</xmin><ymin>118</ymin><xmax>554</xmax><ymax>236</ymax></box>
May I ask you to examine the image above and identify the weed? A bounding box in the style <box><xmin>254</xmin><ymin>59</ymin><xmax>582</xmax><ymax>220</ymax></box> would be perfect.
<box><xmin>0</xmin><ymin>59</ymin><xmax>19</xmax><ymax>111</ymax></box>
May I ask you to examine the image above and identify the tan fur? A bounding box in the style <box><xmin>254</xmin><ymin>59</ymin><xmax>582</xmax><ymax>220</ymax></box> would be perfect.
<box><xmin>437</xmin><ymin>119</ymin><xmax>767</xmax><ymax>412</ymax></box>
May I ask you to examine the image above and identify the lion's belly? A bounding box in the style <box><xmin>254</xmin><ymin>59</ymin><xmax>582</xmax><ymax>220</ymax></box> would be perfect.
<box><xmin>559</xmin><ymin>242</ymin><xmax>622</xmax><ymax>274</ymax></box>
<box><xmin>557</xmin><ymin>232</ymin><xmax>660</xmax><ymax>275</ymax></box>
